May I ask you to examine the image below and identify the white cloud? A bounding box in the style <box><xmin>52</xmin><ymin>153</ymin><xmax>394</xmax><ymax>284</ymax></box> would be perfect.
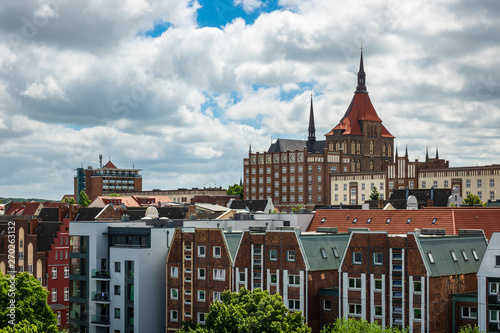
<box><xmin>234</xmin><ymin>0</ymin><xmax>263</xmax><ymax>13</ymax></box>
<box><xmin>21</xmin><ymin>76</ymin><xmax>67</xmax><ymax>100</ymax></box>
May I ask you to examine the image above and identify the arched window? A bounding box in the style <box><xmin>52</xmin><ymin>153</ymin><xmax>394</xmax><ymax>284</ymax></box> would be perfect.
<box><xmin>388</xmin><ymin>144</ymin><xmax>392</xmax><ymax>156</ymax></box>
<box><xmin>356</xmin><ymin>142</ymin><xmax>361</xmax><ymax>154</ymax></box>
<box><xmin>36</xmin><ymin>259</ymin><xmax>43</xmax><ymax>281</ymax></box>
<box><xmin>351</xmin><ymin>159</ymin><xmax>355</xmax><ymax>171</ymax></box>
<box><xmin>351</xmin><ymin>142</ymin><xmax>356</xmax><ymax>154</ymax></box>
<box><xmin>370</xmin><ymin>141</ymin><xmax>374</xmax><ymax>154</ymax></box>
<box><xmin>329</xmin><ymin>142</ymin><xmax>334</xmax><ymax>151</ymax></box>
<box><xmin>336</xmin><ymin>141</ymin><xmax>340</xmax><ymax>151</ymax></box>
<box><xmin>28</xmin><ymin>243</ymin><xmax>33</xmax><ymax>274</ymax></box>
<box><xmin>370</xmin><ymin>161</ymin><xmax>374</xmax><ymax>171</ymax></box>
<box><xmin>343</xmin><ymin>141</ymin><xmax>347</xmax><ymax>154</ymax></box>
<box><xmin>356</xmin><ymin>160</ymin><xmax>361</xmax><ymax>172</ymax></box>
<box><xmin>382</xmin><ymin>143</ymin><xmax>386</xmax><ymax>156</ymax></box>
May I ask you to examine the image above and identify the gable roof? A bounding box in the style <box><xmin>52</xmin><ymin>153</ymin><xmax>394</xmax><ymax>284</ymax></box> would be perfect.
<box><xmin>35</xmin><ymin>222</ymin><xmax>63</xmax><ymax>252</ymax></box>
<box><xmin>38</xmin><ymin>207</ymin><xmax>60</xmax><ymax>221</ymax></box>
<box><xmin>74</xmin><ymin>207</ymin><xmax>106</xmax><ymax>221</ymax></box>
<box><xmin>299</xmin><ymin>233</ymin><xmax>350</xmax><ymax>271</ymax></box>
<box><xmin>5</xmin><ymin>202</ymin><xmax>43</xmax><ymax>216</ymax></box>
<box><xmin>223</xmin><ymin>232</ymin><xmax>243</xmax><ymax>262</ymax></box>
<box><xmin>267</xmin><ymin>138</ymin><xmax>326</xmax><ymax>154</ymax></box>
<box><xmin>417</xmin><ymin>234</ymin><xmax>487</xmax><ymax>277</ymax></box>
<box><xmin>309</xmin><ymin>207</ymin><xmax>500</xmax><ymax>240</ymax></box>
<box><xmin>103</xmin><ymin>160</ymin><xmax>117</xmax><ymax>168</ymax></box>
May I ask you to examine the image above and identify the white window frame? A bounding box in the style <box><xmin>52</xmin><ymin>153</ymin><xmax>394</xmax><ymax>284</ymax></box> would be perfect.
<box><xmin>288</xmin><ymin>299</ymin><xmax>300</xmax><ymax>311</ymax></box>
<box><xmin>198</xmin><ymin>268</ymin><xmax>206</xmax><ymax>280</ymax></box>
<box><xmin>170</xmin><ymin>310</ymin><xmax>178</xmax><ymax>322</ymax></box>
<box><xmin>353</xmin><ymin>252</ymin><xmax>362</xmax><ymax>264</ymax></box>
<box><xmin>348</xmin><ymin>277</ymin><xmax>362</xmax><ymax>290</ymax></box>
<box><xmin>198</xmin><ymin>290</ymin><xmax>206</xmax><ymax>302</ymax></box>
<box><xmin>171</xmin><ymin>267</ymin><xmax>178</xmax><ymax>278</ymax></box>
<box><xmin>213</xmin><ymin>269</ymin><xmax>225</xmax><ymax>281</ymax></box>
<box><xmin>64</xmin><ymin>266</ymin><xmax>69</xmax><ymax>278</ymax></box>
<box><xmin>213</xmin><ymin>246</ymin><xmax>221</xmax><ymax>258</ymax></box>
<box><xmin>51</xmin><ymin>288</ymin><xmax>57</xmax><ymax>302</ymax></box>
<box><xmin>213</xmin><ymin>291</ymin><xmax>222</xmax><ymax>302</ymax></box>
<box><xmin>373</xmin><ymin>253</ymin><xmax>383</xmax><ymax>265</ymax></box>
<box><xmin>170</xmin><ymin>288</ymin><xmax>178</xmax><ymax>300</ymax></box>
<box><xmin>64</xmin><ymin>287</ymin><xmax>69</xmax><ymax>301</ymax></box>
<box><xmin>348</xmin><ymin>303</ymin><xmax>362</xmax><ymax>316</ymax></box>
<box><xmin>288</xmin><ymin>275</ymin><xmax>300</xmax><ymax>286</ymax></box>
<box><xmin>198</xmin><ymin>312</ymin><xmax>206</xmax><ymax>324</ymax></box>
<box><xmin>52</xmin><ymin>267</ymin><xmax>57</xmax><ymax>279</ymax></box>
<box><xmin>198</xmin><ymin>246</ymin><xmax>206</xmax><ymax>257</ymax></box>
<box><xmin>461</xmin><ymin>306</ymin><xmax>478</xmax><ymax>319</ymax></box>
<box><xmin>323</xmin><ymin>299</ymin><xmax>332</xmax><ymax>311</ymax></box>
<box><xmin>287</xmin><ymin>250</ymin><xmax>295</xmax><ymax>262</ymax></box>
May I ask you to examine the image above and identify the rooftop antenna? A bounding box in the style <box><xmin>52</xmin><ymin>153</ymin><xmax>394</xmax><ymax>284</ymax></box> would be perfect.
<box><xmin>99</xmin><ymin>154</ymin><xmax>103</xmax><ymax>168</ymax></box>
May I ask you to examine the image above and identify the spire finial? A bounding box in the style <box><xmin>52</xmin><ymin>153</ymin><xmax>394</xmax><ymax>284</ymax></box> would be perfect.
<box><xmin>308</xmin><ymin>94</ymin><xmax>316</xmax><ymax>143</ymax></box>
<box><xmin>355</xmin><ymin>48</ymin><xmax>367</xmax><ymax>93</ymax></box>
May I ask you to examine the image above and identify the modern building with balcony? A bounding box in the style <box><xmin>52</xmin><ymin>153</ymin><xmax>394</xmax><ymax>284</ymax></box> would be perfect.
<box><xmin>68</xmin><ymin>220</ymin><xmax>174</xmax><ymax>333</ymax></box>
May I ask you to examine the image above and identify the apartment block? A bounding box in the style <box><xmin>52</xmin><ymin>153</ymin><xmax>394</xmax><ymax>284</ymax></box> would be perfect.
<box><xmin>478</xmin><ymin>232</ymin><xmax>500</xmax><ymax>332</ymax></box>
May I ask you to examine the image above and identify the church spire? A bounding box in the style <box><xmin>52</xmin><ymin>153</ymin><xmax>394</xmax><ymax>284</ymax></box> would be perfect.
<box><xmin>308</xmin><ymin>94</ymin><xmax>316</xmax><ymax>143</ymax></box>
<box><xmin>405</xmin><ymin>145</ymin><xmax>408</xmax><ymax>157</ymax></box>
<box><xmin>426</xmin><ymin>147</ymin><xmax>429</xmax><ymax>162</ymax></box>
<box><xmin>355</xmin><ymin>47</ymin><xmax>367</xmax><ymax>93</ymax></box>
<box><xmin>435</xmin><ymin>147</ymin><xmax>439</xmax><ymax>159</ymax></box>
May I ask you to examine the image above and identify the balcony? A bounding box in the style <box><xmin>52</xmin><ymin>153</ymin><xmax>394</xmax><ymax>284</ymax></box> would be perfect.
<box><xmin>92</xmin><ymin>269</ymin><xmax>110</xmax><ymax>279</ymax></box>
<box><xmin>91</xmin><ymin>314</ymin><xmax>110</xmax><ymax>326</ymax></box>
<box><xmin>70</xmin><ymin>311</ymin><xmax>87</xmax><ymax>321</ymax></box>
<box><xmin>91</xmin><ymin>292</ymin><xmax>111</xmax><ymax>302</ymax></box>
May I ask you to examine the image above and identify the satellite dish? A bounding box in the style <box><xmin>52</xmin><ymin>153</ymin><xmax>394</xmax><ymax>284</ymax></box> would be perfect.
<box><xmin>145</xmin><ymin>206</ymin><xmax>159</xmax><ymax>219</ymax></box>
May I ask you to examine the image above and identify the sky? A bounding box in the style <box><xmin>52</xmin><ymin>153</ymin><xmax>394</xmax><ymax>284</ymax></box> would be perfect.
<box><xmin>0</xmin><ymin>0</ymin><xmax>499</xmax><ymax>200</ymax></box>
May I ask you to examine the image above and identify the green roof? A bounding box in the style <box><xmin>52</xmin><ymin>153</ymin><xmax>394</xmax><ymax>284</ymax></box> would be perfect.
<box><xmin>224</xmin><ymin>232</ymin><xmax>243</xmax><ymax>262</ymax></box>
<box><xmin>299</xmin><ymin>233</ymin><xmax>350</xmax><ymax>271</ymax></box>
<box><xmin>418</xmin><ymin>235</ymin><xmax>487</xmax><ymax>277</ymax></box>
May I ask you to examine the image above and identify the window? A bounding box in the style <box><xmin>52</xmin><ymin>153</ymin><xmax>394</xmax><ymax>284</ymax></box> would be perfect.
<box><xmin>344</xmin><ymin>184</ymin><xmax>348</xmax><ymax>191</ymax></box>
<box><xmin>380</xmin><ymin>182</ymin><xmax>384</xmax><ymax>190</ymax></box>
<box><xmin>114</xmin><ymin>262</ymin><xmax>121</xmax><ymax>272</ymax></box>
<box><xmin>289</xmin><ymin>275</ymin><xmax>300</xmax><ymax>286</ymax></box>
<box><xmin>213</xmin><ymin>247</ymin><xmax>221</xmax><ymax>258</ymax></box>
<box><xmin>428</xmin><ymin>252</ymin><xmax>435</xmax><ymax>264</ymax></box>
<box><xmin>461</xmin><ymin>250</ymin><xmax>469</xmax><ymax>261</ymax></box>
<box><xmin>115</xmin><ymin>308</ymin><xmax>121</xmax><ymax>319</ymax></box>
<box><xmin>393</xmin><ymin>306</ymin><xmax>402</xmax><ymax>314</ymax></box>
<box><xmin>64</xmin><ymin>266</ymin><xmax>69</xmax><ymax>278</ymax></box>
<box><xmin>450</xmin><ymin>251</ymin><xmax>458</xmax><ymax>262</ymax></box>
<box><xmin>64</xmin><ymin>287</ymin><xmax>69</xmax><ymax>301</ymax></box>
<box><xmin>288</xmin><ymin>299</ymin><xmax>300</xmax><ymax>311</ymax></box>
<box><xmin>349</xmin><ymin>278</ymin><xmax>361</xmax><ymax>289</ymax></box>
<box><xmin>361</xmin><ymin>183</ymin><xmax>365</xmax><ymax>190</ymax></box>
<box><xmin>349</xmin><ymin>304</ymin><xmax>362</xmax><ymax>316</ymax></box>
<box><xmin>373</xmin><ymin>253</ymin><xmax>383</xmax><ymax>265</ymax></box>
<box><xmin>271</xmin><ymin>274</ymin><xmax>277</xmax><ymax>284</ymax></box>
<box><xmin>422</xmin><ymin>181</ymin><xmax>426</xmax><ymax>189</ymax></box>
<box><xmin>491</xmin><ymin>191</ymin><xmax>496</xmax><ymax>200</ymax></box>
<box><xmin>461</xmin><ymin>307</ymin><xmax>477</xmax><ymax>319</ymax></box>
<box><xmin>213</xmin><ymin>291</ymin><xmax>222</xmax><ymax>302</ymax></box>
<box><xmin>444</xmin><ymin>180</ymin><xmax>449</xmax><ymax>188</ymax></box>
<box><xmin>478</xmin><ymin>179</ymin><xmax>482</xmax><ymax>187</ymax></box>
<box><xmin>320</xmin><ymin>248</ymin><xmax>327</xmax><ymax>259</ymax></box>
<box><xmin>198</xmin><ymin>290</ymin><xmax>206</xmax><ymax>302</ymax></box>
<box><xmin>114</xmin><ymin>285</ymin><xmax>121</xmax><ymax>295</ymax></box>
<box><xmin>374</xmin><ymin>279</ymin><xmax>382</xmax><ymax>291</ymax></box>
<box><xmin>51</xmin><ymin>288</ymin><xmax>57</xmax><ymax>302</ymax></box>
<box><xmin>323</xmin><ymin>299</ymin><xmax>332</xmax><ymax>311</ymax></box>
<box><xmin>406</xmin><ymin>218</ymin><xmax>412</xmax><ymax>224</ymax></box>
<box><xmin>389</xmin><ymin>181</ymin><xmax>394</xmax><ymax>189</ymax></box>
<box><xmin>353</xmin><ymin>252</ymin><xmax>362</xmax><ymax>264</ymax></box>
<box><xmin>374</xmin><ymin>305</ymin><xmax>382</xmax><ymax>317</ymax></box>
<box><xmin>478</xmin><ymin>191</ymin><xmax>482</xmax><ymax>199</ymax></box>
<box><xmin>52</xmin><ymin>267</ymin><xmax>57</xmax><ymax>279</ymax></box>
<box><xmin>253</xmin><ymin>272</ymin><xmax>262</xmax><ymax>280</ymax></box>
<box><xmin>213</xmin><ymin>269</ymin><xmax>225</xmax><ymax>281</ymax></box>
<box><xmin>414</xmin><ymin>308</ymin><xmax>422</xmax><ymax>320</ymax></box>
<box><xmin>287</xmin><ymin>250</ymin><xmax>295</xmax><ymax>262</ymax></box>
<box><xmin>414</xmin><ymin>281</ymin><xmax>422</xmax><ymax>293</ymax></box>
<box><xmin>170</xmin><ymin>310</ymin><xmax>178</xmax><ymax>322</ymax></box>
<box><xmin>198</xmin><ymin>246</ymin><xmax>206</xmax><ymax>257</ymax></box>
<box><xmin>491</xmin><ymin>179</ymin><xmax>495</xmax><ymax>187</ymax></box>
<box><xmin>489</xmin><ymin>282</ymin><xmax>500</xmax><ymax>294</ymax></box>
<box><xmin>198</xmin><ymin>312</ymin><xmax>206</xmax><ymax>324</ymax></box>
<box><xmin>198</xmin><ymin>268</ymin><xmax>206</xmax><ymax>279</ymax></box>
<box><xmin>409</xmin><ymin>181</ymin><xmax>414</xmax><ymax>189</ymax></box>
<box><xmin>171</xmin><ymin>288</ymin><xmax>178</xmax><ymax>300</ymax></box>
<box><xmin>171</xmin><ymin>267</ymin><xmax>178</xmax><ymax>278</ymax></box>
<box><xmin>332</xmin><ymin>248</ymin><xmax>339</xmax><ymax>258</ymax></box>
<box><xmin>433</xmin><ymin>180</ymin><xmax>438</xmax><ymax>188</ymax></box>
<box><xmin>466</xmin><ymin>180</ymin><xmax>471</xmax><ymax>188</ymax></box>
<box><xmin>472</xmin><ymin>249</ymin><xmax>479</xmax><ymax>260</ymax></box>
<box><xmin>490</xmin><ymin>310</ymin><xmax>500</xmax><ymax>324</ymax></box>
<box><xmin>496</xmin><ymin>255</ymin><xmax>500</xmax><ymax>266</ymax></box>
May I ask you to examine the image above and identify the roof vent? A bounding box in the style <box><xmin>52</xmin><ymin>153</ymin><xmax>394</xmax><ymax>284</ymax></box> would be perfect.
<box><xmin>420</xmin><ymin>228</ymin><xmax>446</xmax><ymax>236</ymax></box>
<box><xmin>316</xmin><ymin>227</ymin><xmax>338</xmax><ymax>234</ymax></box>
<box><xmin>458</xmin><ymin>229</ymin><xmax>484</xmax><ymax>236</ymax></box>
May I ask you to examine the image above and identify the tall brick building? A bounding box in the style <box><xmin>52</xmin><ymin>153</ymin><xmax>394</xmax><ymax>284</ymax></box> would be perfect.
<box><xmin>243</xmin><ymin>49</ymin><xmax>395</xmax><ymax>211</ymax></box>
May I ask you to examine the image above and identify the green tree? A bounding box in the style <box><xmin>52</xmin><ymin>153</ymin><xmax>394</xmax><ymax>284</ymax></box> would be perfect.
<box><xmin>78</xmin><ymin>190</ymin><xmax>91</xmax><ymax>207</ymax></box>
<box><xmin>62</xmin><ymin>197</ymin><xmax>76</xmax><ymax>204</ymax></box>
<box><xmin>463</xmin><ymin>193</ymin><xmax>483</xmax><ymax>206</ymax></box>
<box><xmin>178</xmin><ymin>288</ymin><xmax>311</xmax><ymax>333</ymax></box>
<box><xmin>109</xmin><ymin>193</ymin><xmax>121</xmax><ymax>197</ymax></box>
<box><xmin>458</xmin><ymin>324</ymin><xmax>482</xmax><ymax>333</ymax></box>
<box><xmin>369</xmin><ymin>186</ymin><xmax>380</xmax><ymax>201</ymax></box>
<box><xmin>226</xmin><ymin>184</ymin><xmax>244</xmax><ymax>199</ymax></box>
<box><xmin>0</xmin><ymin>272</ymin><xmax>58</xmax><ymax>332</ymax></box>
<box><xmin>321</xmin><ymin>317</ymin><xmax>407</xmax><ymax>333</ymax></box>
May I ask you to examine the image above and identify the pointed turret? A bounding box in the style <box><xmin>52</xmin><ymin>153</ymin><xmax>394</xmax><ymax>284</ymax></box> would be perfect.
<box><xmin>435</xmin><ymin>147</ymin><xmax>439</xmax><ymax>159</ymax></box>
<box><xmin>249</xmin><ymin>143</ymin><xmax>252</xmax><ymax>154</ymax></box>
<box><xmin>308</xmin><ymin>95</ymin><xmax>316</xmax><ymax>143</ymax></box>
<box><xmin>426</xmin><ymin>147</ymin><xmax>429</xmax><ymax>162</ymax></box>
<box><xmin>405</xmin><ymin>145</ymin><xmax>408</xmax><ymax>157</ymax></box>
<box><xmin>355</xmin><ymin>48</ymin><xmax>367</xmax><ymax>93</ymax></box>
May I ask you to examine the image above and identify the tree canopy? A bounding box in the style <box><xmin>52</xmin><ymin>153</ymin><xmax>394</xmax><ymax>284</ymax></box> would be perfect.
<box><xmin>226</xmin><ymin>184</ymin><xmax>244</xmax><ymax>199</ymax></box>
<box><xmin>0</xmin><ymin>272</ymin><xmax>58</xmax><ymax>333</ymax></box>
<box><xmin>321</xmin><ymin>318</ymin><xmax>407</xmax><ymax>333</ymax></box>
<box><xmin>369</xmin><ymin>186</ymin><xmax>380</xmax><ymax>201</ymax></box>
<box><xmin>62</xmin><ymin>197</ymin><xmax>76</xmax><ymax>204</ymax></box>
<box><xmin>178</xmin><ymin>288</ymin><xmax>311</xmax><ymax>333</ymax></box>
<box><xmin>78</xmin><ymin>190</ymin><xmax>91</xmax><ymax>207</ymax></box>
<box><xmin>462</xmin><ymin>193</ymin><xmax>484</xmax><ymax>206</ymax></box>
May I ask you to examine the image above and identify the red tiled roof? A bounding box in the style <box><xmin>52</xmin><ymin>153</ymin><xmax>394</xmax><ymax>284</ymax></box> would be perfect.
<box><xmin>104</xmin><ymin>160</ymin><xmax>117</xmax><ymax>169</ymax></box>
<box><xmin>326</xmin><ymin>93</ymin><xmax>394</xmax><ymax>138</ymax></box>
<box><xmin>5</xmin><ymin>202</ymin><xmax>42</xmax><ymax>216</ymax></box>
<box><xmin>308</xmin><ymin>207</ymin><xmax>500</xmax><ymax>239</ymax></box>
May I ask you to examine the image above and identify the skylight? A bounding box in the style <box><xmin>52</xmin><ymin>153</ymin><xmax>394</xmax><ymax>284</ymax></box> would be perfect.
<box><xmin>386</xmin><ymin>218</ymin><xmax>391</xmax><ymax>224</ymax></box>
<box><xmin>432</xmin><ymin>218</ymin><xmax>438</xmax><ymax>224</ymax></box>
<box><xmin>428</xmin><ymin>252</ymin><xmax>435</xmax><ymax>264</ymax></box>
<box><xmin>332</xmin><ymin>247</ymin><xmax>339</xmax><ymax>258</ymax></box>
<box><xmin>406</xmin><ymin>218</ymin><xmax>412</xmax><ymax>224</ymax></box>
<box><xmin>472</xmin><ymin>249</ymin><xmax>479</xmax><ymax>260</ymax></box>
<box><xmin>450</xmin><ymin>251</ymin><xmax>458</xmax><ymax>262</ymax></box>
<box><xmin>367</xmin><ymin>218</ymin><xmax>372</xmax><ymax>224</ymax></box>
<box><xmin>321</xmin><ymin>218</ymin><xmax>326</xmax><ymax>223</ymax></box>
<box><xmin>461</xmin><ymin>250</ymin><xmax>469</xmax><ymax>261</ymax></box>
<box><xmin>320</xmin><ymin>248</ymin><xmax>327</xmax><ymax>259</ymax></box>
<box><xmin>353</xmin><ymin>218</ymin><xmax>358</xmax><ymax>223</ymax></box>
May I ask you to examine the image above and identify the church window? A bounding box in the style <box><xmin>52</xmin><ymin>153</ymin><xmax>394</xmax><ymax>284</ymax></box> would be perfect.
<box><xmin>370</xmin><ymin>141</ymin><xmax>374</xmax><ymax>154</ymax></box>
<box><xmin>336</xmin><ymin>141</ymin><xmax>340</xmax><ymax>151</ymax></box>
<box><xmin>351</xmin><ymin>142</ymin><xmax>355</xmax><ymax>154</ymax></box>
<box><xmin>370</xmin><ymin>161</ymin><xmax>374</xmax><ymax>171</ymax></box>
<box><xmin>329</xmin><ymin>142</ymin><xmax>334</xmax><ymax>151</ymax></box>
<box><xmin>356</xmin><ymin>160</ymin><xmax>361</xmax><ymax>172</ymax></box>
<box><xmin>382</xmin><ymin>143</ymin><xmax>386</xmax><ymax>156</ymax></box>
<box><xmin>343</xmin><ymin>142</ymin><xmax>347</xmax><ymax>154</ymax></box>
<box><xmin>351</xmin><ymin>160</ymin><xmax>355</xmax><ymax>172</ymax></box>
<box><xmin>356</xmin><ymin>142</ymin><xmax>361</xmax><ymax>154</ymax></box>
<box><xmin>388</xmin><ymin>144</ymin><xmax>392</xmax><ymax>156</ymax></box>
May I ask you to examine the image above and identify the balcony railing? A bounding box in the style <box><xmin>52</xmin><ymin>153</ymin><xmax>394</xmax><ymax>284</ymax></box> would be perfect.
<box><xmin>92</xmin><ymin>269</ymin><xmax>110</xmax><ymax>279</ymax></box>
<box><xmin>70</xmin><ymin>311</ymin><xmax>87</xmax><ymax>321</ymax></box>
<box><xmin>91</xmin><ymin>292</ymin><xmax>110</xmax><ymax>302</ymax></box>
<box><xmin>91</xmin><ymin>314</ymin><xmax>110</xmax><ymax>325</ymax></box>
